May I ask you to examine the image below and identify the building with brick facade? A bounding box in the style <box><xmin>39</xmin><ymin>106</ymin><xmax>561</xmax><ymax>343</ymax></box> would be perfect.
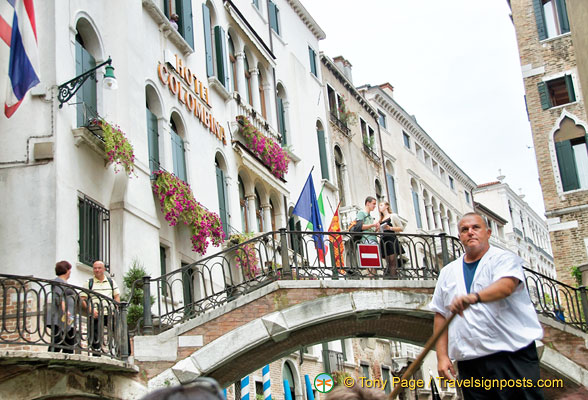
<box><xmin>509</xmin><ymin>0</ymin><xmax>588</xmax><ymax>286</ymax></box>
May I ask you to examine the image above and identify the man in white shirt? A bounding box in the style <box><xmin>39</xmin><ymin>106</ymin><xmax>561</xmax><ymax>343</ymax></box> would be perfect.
<box><xmin>430</xmin><ymin>213</ymin><xmax>543</xmax><ymax>399</ymax></box>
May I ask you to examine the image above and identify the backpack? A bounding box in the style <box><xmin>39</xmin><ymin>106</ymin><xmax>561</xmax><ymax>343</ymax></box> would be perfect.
<box><xmin>348</xmin><ymin>219</ymin><xmax>364</xmax><ymax>243</ymax></box>
<box><xmin>88</xmin><ymin>277</ymin><xmax>115</xmax><ymax>297</ymax></box>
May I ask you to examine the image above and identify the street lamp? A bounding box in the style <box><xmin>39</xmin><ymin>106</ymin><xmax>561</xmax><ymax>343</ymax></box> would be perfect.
<box><xmin>57</xmin><ymin>57</ymin><xmax>117</xmax><ymax>108</ymax></box>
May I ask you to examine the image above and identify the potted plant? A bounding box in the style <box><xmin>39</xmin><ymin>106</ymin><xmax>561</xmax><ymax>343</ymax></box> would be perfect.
<box><xmin>337</xmin><ymin>98</ymin><xmax>357</xmax><ymax>126</ymax></box>
<box><xmin>228</xmin><ymin>233</ymin><xmax>260</xmax><ymax>280</ymax></box>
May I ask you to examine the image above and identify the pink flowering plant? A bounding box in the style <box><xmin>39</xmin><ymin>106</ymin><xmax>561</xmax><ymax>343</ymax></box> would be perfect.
<box><xmin>228</xmin><ymin>233</ymin><xmax>260</xmax><ymax>280</ymax></box>
<box><xmin>90</xmin><ymin>118</ymin><xmax>136</xmax><ymax>176</ymax></box>
<box><xmin>152</xmin><ymin>170</ymin><xmax>225</xmax><ymax>254</ymax></box>
<box><xmin>236</xmin><ymin>116</ymin><xmax>289</xmax><ymax>179</ymax></box>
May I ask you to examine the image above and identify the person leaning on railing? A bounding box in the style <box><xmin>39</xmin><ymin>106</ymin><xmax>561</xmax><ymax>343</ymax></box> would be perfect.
<box><xmin>80</xmin><ymin>260</ymin><xmax>120</xmax><ymax>356</ymax></box>
<box><xmin>45</xmin><ymin>260</ymin><xmax>76</xmax><ymax>353</ymax></box>
<box><xmin>355</xmin><ymin>196</ymin><xmax>380</xmax><ymax>244</ymax></box>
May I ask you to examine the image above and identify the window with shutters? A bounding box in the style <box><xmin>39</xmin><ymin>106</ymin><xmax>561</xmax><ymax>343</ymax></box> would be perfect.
<box><xmin>375</xmin><ymin>179</ymin><xmax>384</xmax><ymax>202</ymax></box>
<box><xmin>327</xmin><ymin>85</ymin><xmax>337</xmax><ymax>117</ymax></box>
<box><xmin>411</xmin><ymin>179</ymin><xmax>422</xmax><ymax>229</ymax></box>
<box><xmin>255</xmin><ymin>189</ymin><xmax>264</xmax><ymax>232</ymax></box>
<box><xmin>238</xmin><ymin>176</ymin><xmax>249</xmax><ymax>232</ymax></box>
<box><xmin>334</xmin><ymin>146</ymin><xmax>346</xmax><ymax>206</ymax></box>
<box><xmin>259</xmin><ymin>68</ymin><xmax>267</xmax><ymax>119</ymax></box>
<box><xmin>277</xmin><ymin>83</ymin><xmax>288</xmax><ymax>145</ymax></box>
<box><xmin>214</xmin><ymin>25</ymin><xmax>229</xmax><ymax>88</ymax></box>
<box><xmin>538</xmin><ymin>74</ymin><xmax>576</xmax><ymax>109</ymax></box>
<box><xmin>308</xmin><ymin>46</ymin><xmax>318</xmax><ymax>77</ymax></box>
<box><xmin>554</xmin><ymin>116</ymin><xmax>588</xmax><ymax>191</ymax></box>
<box><xmin>75</xmin><ymin>33</ymin><xmax>97</xmax><ymax>127</ymax></box>
<box><xmin>245</xmin><ymin>55</ymin><xmax>253</xmax><ymax>105</ymax></box>
<box><xmin>317</xmin><ymin>121</ymin><xmax>329</xmax><ymax>180</ymax></box>
<box><xmin>215</xmin><ymin>157</ymin><xmax>229</xmax><ymax>236</ymax></box>
<box><xmin>170</xmin><ymin>116</ymin><xmax>187</xmax><ymax>182</ymax></box>
<box><xmin>146</xmin><ymin>105</ymin><xmax>160</xmax><ymax>175</ymax></box>
<box><xmin>202</xmin><ymin>3</ymin><xmax>214</xmax><ymax>77</ymax></box>
<box><xmin>163</xmin><ymin>0</ymin><xmax>194</xmax><ymax>48</ymax></box>
<box><xmin>533</xmin><ymin>0</ymin><xmax>570</xmax><ymax>40</ymax></box>
<box><xmin>385</xmin><ymin>161</ymin><xmax>398</xmax><ymax>213</ymax></box>
<box><xmin>228</xmin><ymin>34</ymin><xmax>238</xmax><ymax>92</ymax></box>
<box><xmin>449</xmin><ymin>176</ymin><xmax>455</xmax><ymax>190</ymax></box>
<box><xmin>79</xmin><ymin>195</ymin><xmax>110</xmax><ymax>270</ymax></box>
<box><xmin>269</xmin><ymin>1</ymin><xmax>280</xmax><ymax>35</ymax></box>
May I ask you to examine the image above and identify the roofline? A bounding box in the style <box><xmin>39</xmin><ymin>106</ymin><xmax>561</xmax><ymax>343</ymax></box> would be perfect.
<box><xmin>287</xmin><ymin>0</ymin><xmax>326</xmax><ymax>40</ymax></box>
<box><xmin>364</xmin><ymin>84</ymin><xmax>477</xmax><ymax>190</ymax></box>
<box><xmin>474</xmin><ymin>201</ymin><xmax>509</xmax><ymax>225</ymax></box>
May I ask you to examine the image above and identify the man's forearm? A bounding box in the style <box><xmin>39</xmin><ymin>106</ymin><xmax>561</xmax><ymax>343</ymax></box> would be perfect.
<box><xmin>477</xmin><ymin>277</ymin><xmax>518</xmax><ymax>303</ymax></box>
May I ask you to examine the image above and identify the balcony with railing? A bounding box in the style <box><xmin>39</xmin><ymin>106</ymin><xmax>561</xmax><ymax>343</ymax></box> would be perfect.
<box><xmin>329</xmin><ymin>111</ymin><xmax>351</xmax><ymax>138</ymax></box>
<box><xmin>232</xmin><ymin>92</ymin><xmax>281</xmax><ymax>145</ymax></box>
<box><xmin>362</xmin><ymin>143</ymin><xmax>381</xmax><ymax>164</ymax></box>
<box><xmin>72</xmin><ymin>103</ymin><xmax>108</xmax><ymax>160</ymax></box>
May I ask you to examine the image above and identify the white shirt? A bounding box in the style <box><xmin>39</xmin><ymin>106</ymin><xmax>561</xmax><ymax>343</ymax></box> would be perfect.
<box><xmin>429</xmin><ymin>246</ymin><xmax>543</xmax><ymax>361</ymax></box>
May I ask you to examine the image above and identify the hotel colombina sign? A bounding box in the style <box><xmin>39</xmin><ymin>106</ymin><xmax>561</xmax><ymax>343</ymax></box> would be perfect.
<box><xmin>158</xmin><ymin>54</ymin><xmax>226</xmax><ymax>145</ymax></box>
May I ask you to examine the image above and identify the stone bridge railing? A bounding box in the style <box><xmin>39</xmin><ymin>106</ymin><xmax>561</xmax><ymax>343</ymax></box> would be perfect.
<box><xmin>133</xmin><ymin>230</ymin><xmax>588</xmax><ymax>335</ymax></box>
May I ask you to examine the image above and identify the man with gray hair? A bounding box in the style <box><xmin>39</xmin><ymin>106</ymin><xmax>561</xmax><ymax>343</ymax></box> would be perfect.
<box><xmin>81</xmin><ymin>260</ymin><xmax>120</xmax><ymax>355</ymax></box>
<box><xmin>430</xmin><ymin>213</ymin><xmax>543</xmax><ymax>399</ymax></box>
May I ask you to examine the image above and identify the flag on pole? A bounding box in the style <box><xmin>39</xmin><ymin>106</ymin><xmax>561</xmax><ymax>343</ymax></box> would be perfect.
<box><xmin>292</xmin><ymin>172</ymin><xmax>325</xmax><ymax>258</ymax></box>
<box><xmin>328</xmin><ymin>202</ymin><xmax>344</xmax><ymax>271</ymax></box>
<box><xmin>2</xmin><ymin>0</ymin><xmax>40</xmax><ymax>118</ymax></box>
<box><xmin>307</xmin><ymin>185</ymin><xmax>327</xmax><ymax>262</ymax></box>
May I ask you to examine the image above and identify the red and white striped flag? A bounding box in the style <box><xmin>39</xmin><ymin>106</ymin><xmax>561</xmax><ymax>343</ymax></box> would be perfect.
<box><xmin>1</xmin><ymin>0</ymin><xmax>40</xmax><ymax>118</ymax></box>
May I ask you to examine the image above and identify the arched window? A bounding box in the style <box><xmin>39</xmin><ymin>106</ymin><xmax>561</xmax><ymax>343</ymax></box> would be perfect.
<box><xmin>228</xmin><ymin>34</ymin><xmax>237</xmax><ymax>92</ymax></box>
<box><xmin>375</xmin><ymin>179</ymin><xmax>383</xmax><ymax>202</ymax></box>
<box><xmin>385</xmin><ymin>161</ymin><xmax>398</xmax><ymax>213</ymax></box>
<box><xmin>255</xmin><ymin>188</ymin><xmax>263</xmax><ymax>232</ymax></box>
<box><xmin>239</xmin><ymin>176</ymin><xmax>249</xmax><ymax>232</ymax></box>
<box><xmin>215</xmin><ymin>157</ymin><xmax>228</xmax><ymax>236</ymax></box>
<box><xmin>334</xmin><ymin>146</ymin><xmax>345</xmax><ymax>206</ymax></box>
<box><xmin>554</xmin><ymin>116</ymin><xmax>588</xmax><ymax>191</ymax></box>
<box><xmin>244</xmin><ymin>55</ymin><xmax>252</xmax><ymax>105</ymax></box>
<box><xmin>75</xmin><ymin>32</ymin><xmax>97</xmax><ymax>127</ymax></box>
<box><xmin>316</xmin><ymin>121</ymin><xmax>329</xmax><ymax>180</ymax></box>
<box><xmin>146</xmin><ymin>86</ymin><xmax>162</xmax><ymax>174</ymax></box>
<box><xmin>270</xmin><ymin>199</ymin><xmax>276</xmax><ymax>232</ymax></box>
<box><xmin>282</xmin><ymin>362</ymin><xmax>296</xmax><ymax>400</ymax></box>
<box><xmin>170</xmin><ymin>114</ymin><xmax>187</xmax><ymax>181</ymax></box>
<box><xmin>277</xmin><ymin>83</ymin><xmax>287</xmax><ymax>146</ymax></box>
<box><xmin>258</xmin><ymin>67</ymin><xmax>267</xmax><ymax>119</ymax></box>
<box><xmin>411</xmin><ymin>179</ymin><xmax>422</xmax><ymax>229</ymax></box>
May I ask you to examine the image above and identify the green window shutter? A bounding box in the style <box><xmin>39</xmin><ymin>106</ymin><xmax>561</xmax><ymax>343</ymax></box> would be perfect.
<box><xmin>555</xmin><ymin>0</ymin><xmax>570</xmax><ymax>34</ymax></box>
<box><xmin>309</xmin><ymin>47</ymin><xmax>317</xmax><ymax>76</ymax></box>
<box><xmin>146</xmin><ymin>108</ymin><xmax>160</xmax><ymax>174</ymax></box>
<box><xmin>538</xmin><ymin>81</ymin><xmax>551</xmax><ymax>110</ymax></box>
<box><xmin>277</xmin><ymin>97</ymin><xmax>287</xmax><ymax>145</ymax></box>
<box><xmin>176</xmin><ymin>0</ymin><xmax>194</xmax><ymax>48</ymax></box>
<box><xmin>565</xmin><ymin>74</ymin><xmax>576</xmax><ymax>102</ymax></box>
<box><xmin>555</xmin><ymin>140</ymin><xmax>579</xmax><ymax>191</ymax></box>
<box><xmin>202</xmin><ymin>4</ymin><xmax>214</xmax><ymax>77</ymax></box>
<box><xmin>216</xmin><ymin>165</ymin><xmax>228</xmax><ymax>236</ymax></box>
<box><xmin>269</xmin><ymin>1</ymin><xmax>279</xmax><ymax>34</ymax></box>
<box><xmin>75</xmin><ymin>41</ymin><xmax>97</xmax><ymax>127</ymax></box>
<box><xmin>214</xmin><ymin>26</ymin><xmax>229</xmax><ymax>88</ymax></box>
<box><xmin>532</xmin><ymin>0</ymin><xmax>548</xmax><ymax>40</ymax></box>
<box><xmin>412</xmin><ymin>190</ymin><xmax>422</xmax><ymax>229</ymax></box>
<box><xmin>181</xmin><ymin>262</ymin><xmax>193</xmax><ymax>313</ymax></box>
<box><xmin>317</xmin><ymin>130</ymin><xmax>329</xmax><ymax>180</ymax></box>
<box><xmin>386</xmin><ymin>174</ymin><xmax>398</xmax><ymax>213</ymax></box>
<box><xmin>171</xmin><ymin>130</ymin><xmax>187</xmax><ymax>181</ymax></box>
<box><xmin>160</xmin><ymin>246</ymin><xmax>167</xmax><ymax>296</ymax></box>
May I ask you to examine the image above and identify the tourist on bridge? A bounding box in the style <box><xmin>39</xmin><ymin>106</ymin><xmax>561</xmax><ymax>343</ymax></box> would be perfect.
<box><xmin>80</xmin><ymin>260</ymin><xmax>120</xmax><ymax>356</ymax></box>
<box><xmin>46</xmin><ymin>260</ymin><xmax>76</xmax><ymax>353</ymax></box>
<box><xmin>430</xmin><ymin>212</ymin><xmax>544</xmax><ymax>399</ymax></box>
<box><xmin>354</xmin><ymin>196</ymin><xmax>380</xmax><ymax>244</ymax></box>
<box><xmin>378</xmin><ymin>201</ymin><xmax>404</xmax><ymax>278</ymax></box>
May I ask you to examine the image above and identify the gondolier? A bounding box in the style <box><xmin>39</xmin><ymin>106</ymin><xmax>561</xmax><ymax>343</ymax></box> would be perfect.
<box><xmin>430</xmin><ymin>213</ymin><xmax>544</xmax><ymax>399</ymax></box>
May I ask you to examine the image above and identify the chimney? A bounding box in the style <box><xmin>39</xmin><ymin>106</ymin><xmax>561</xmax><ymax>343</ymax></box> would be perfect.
<box><xmin>379</xmin><ymin>82</ymin><xmax>394</xmax><ymax>98</ymax></box>
<box><xmin>333</xmin><ymin>56</ymin><xmax>353</xmax><ymax>84</ymax></box>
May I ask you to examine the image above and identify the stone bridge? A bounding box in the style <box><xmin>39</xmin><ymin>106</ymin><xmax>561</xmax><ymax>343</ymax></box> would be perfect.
<box><xmin>133</xmin><ymin>280</ymin><xmax>588</xmax><ymax>392</ymax></box>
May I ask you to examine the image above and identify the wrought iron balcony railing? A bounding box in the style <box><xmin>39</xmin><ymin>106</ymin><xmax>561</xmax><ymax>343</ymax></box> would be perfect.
<box><xmin>0</xmin><ymin>275</ymin><xmax>129</xmax><ymax>360</ymax></box>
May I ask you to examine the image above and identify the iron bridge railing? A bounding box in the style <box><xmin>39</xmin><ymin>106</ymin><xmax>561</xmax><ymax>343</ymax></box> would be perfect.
<box><xmin>0</xmin><ymin>275</ymin><xmax>129</xmax><ymax>360</ymax></box>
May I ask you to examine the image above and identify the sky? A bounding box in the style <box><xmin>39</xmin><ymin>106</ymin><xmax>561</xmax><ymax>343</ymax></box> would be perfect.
<box><xmin>301</xmin><ymin>0</ymin><xmax>546</xmax><ymax>217</ymax></box>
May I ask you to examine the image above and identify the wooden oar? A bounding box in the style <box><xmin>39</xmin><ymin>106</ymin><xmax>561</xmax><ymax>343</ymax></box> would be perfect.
<box><xmin>388</xmin><ymin>313</ymin><xmax>457</xmax><ymax>399</ymax></box>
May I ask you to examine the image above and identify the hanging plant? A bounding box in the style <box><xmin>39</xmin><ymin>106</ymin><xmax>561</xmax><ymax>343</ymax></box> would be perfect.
<box><xmin>152</xmin><ymin>170</ymin><xmax>225</xmax><ymax>254</ymax></box>
<box><xmin>89</xmin><ymin>118</ymin><xmax>136</xmax><ymax>176</ymax></box>
<box><xmin>236</xmin><ymin>115</ymin><xmax>290</xmax><ymax>179</ymax></box>
<box><xmin>228</xmin><ymin>233</ymin><xmax>260</xmax><ymax>280</ymax></box>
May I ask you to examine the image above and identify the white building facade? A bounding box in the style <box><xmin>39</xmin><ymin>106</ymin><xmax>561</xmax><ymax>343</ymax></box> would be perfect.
<box><xmin>0</xmin><ymin>0</ymin><xmax>329</xmax><ymax>292</ymax></box>
<box><xmin>474</xmin><ymin>179</ymin><xmax>555</xmax><ymax>278</ymax></box>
